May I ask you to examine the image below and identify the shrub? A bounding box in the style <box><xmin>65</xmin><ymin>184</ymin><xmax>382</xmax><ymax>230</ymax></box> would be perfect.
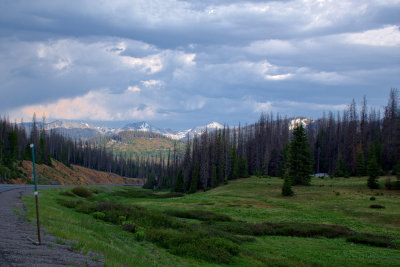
<box><xmin>118</xmin><ymin>215</ymin><xmax>127</xmax><ymax>224</ymax></box>
<box><xmin>370</xmin><ymin>196</ymin><xmax>376</xmax><ymax>201</ymax></box>
<box><xmin>57</xmin><ymin>198</ymin><xmax>80</xmax><ymax>209</ymax></box>
<box><xmin>92</xmin><ymin>211</ymin><xmax>105</xmax><ymax>220</ymax></box>
<box><xmin>72</xmin><ymin>187</ymin><xmax>93</xmax><ymax>198</ymax></box>
<box><xmin>281</xmin><ymin>169</ymin><xmax>294</xmax><ymax>196</ymax></box>
<box><xmin>347</xmin><ymin>234</ymin><xmax>395</xmax><ymax>248</ymax></box>
<box><xmin>75</xmin><ymin>203</ymin><xmax>95</xmax><ymax>214</ymax></box>
<box><xmin>165</xmin><ymin>210</ymin><xmax>232</xmax><ymax>222</ymax></box>
<box><xmin>134</xmin><ymin>227</ymin><xmax>146</xmax><ymax>241</ymax></box>
<box><xmin>122</xmin><ymin>223</ymin><xmax>136</xmax><ymax>233</ymax></box>
<box><xmin>369</xmin><ymin>204</ymin><xmax>385</xmax><ymax>209</ymax></box>
<box><xmin>59</xmin><ymin>191</ymin><xmax>75</xmax><ymax>197</ymax></box>
<box><xmin>170</xmin><ymin>237</ymin><xmax>239</xmax><ymax>264</ymax></box>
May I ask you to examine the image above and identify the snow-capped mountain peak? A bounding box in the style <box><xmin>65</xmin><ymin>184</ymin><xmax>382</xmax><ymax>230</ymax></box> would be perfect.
<box><xmin>20</xmin><ymin>120</ymin><xmax>224</xmax><ymax>140</ymax></box>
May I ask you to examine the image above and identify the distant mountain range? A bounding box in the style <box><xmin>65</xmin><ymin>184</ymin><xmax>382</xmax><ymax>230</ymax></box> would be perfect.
<box><xmin>20</xmin><ymin>120</ymin><xmax>225</xmax><ymax>140</ymax></box>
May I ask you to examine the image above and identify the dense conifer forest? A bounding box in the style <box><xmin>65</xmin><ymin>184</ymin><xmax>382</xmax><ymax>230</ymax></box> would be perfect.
<box><xmin>1</xmin><ymin>89</ymin><xmax>399</xmax><ymax>190</ymax></box>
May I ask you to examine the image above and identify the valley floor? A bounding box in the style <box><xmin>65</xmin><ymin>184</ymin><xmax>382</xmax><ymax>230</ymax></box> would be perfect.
<box><xmin>23</xmin><ymin>176</ymin><xmax>400</xmax><ymax>266</ymax></box>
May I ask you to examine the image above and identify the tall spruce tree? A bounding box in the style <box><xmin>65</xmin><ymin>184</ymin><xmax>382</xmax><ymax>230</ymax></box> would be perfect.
<box><xmin>239</xmin><ymin>156</ymin><xmax>249</xmax><ymax>178</ymax></box>
<box><xmin>229</xmin><ymin>146</ymin><xmax>239</xmax><ymax>179</ymax></box>
<box><xmin>175</xmin><ymin>170</ymin><xmax>185</xmax><ymax>193</ymax></box>
<box><xmin>356</xmin><ymin>148</ymin><xmax>366</xmax><ymax>177</ymax></box>
<box><xmin>189</xmin><ymin>161</ymin><xmax>199</xmax><ymax>193</ymax></box>
<box><xmin>282</xmin><ymin>169</ymin><xmax>294</xmax><ymax>196</ymax></box>
<box><xmin>367</xmin><ymin>153</ymin><xmax>380</xmax><ymax>189</ymax></box>
<box><xmin>288</xmin><ymin>124</ymin><xmax>313</xmax><ymax>185</ymax></box>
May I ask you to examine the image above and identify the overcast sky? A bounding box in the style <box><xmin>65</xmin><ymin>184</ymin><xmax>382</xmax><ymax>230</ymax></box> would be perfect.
<box><xmin>1</xmin><ymin>0</ymin><xmax>399</xmax><ymax>129</ymax></box>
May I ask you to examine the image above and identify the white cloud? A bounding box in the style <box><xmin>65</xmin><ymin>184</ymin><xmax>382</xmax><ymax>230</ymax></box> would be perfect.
<box><xmin>296</xmin><ymin>68</ymin><xmax>351</xmax><ymax>84</ymax></box>
<box><xmin>142</xmin><ymin>80</ymin><xmax>163</xmax><ymax>87</ymax></box>
<box><xmin>253</xmin><ymin>101</ymin><xmax>273</xmax><ymax>113</ymax></box>
<box><xmin>343</xmin><ymin>25</ymin><xmax>400</xmax><ymax>47</ymax></box>
<box><xmin>265</xmin><ymin>73</ymin><xmax>293</xmax><ymax>81</ymax></box>
<box><xmin>127</xmin><ymin>86</ymin><xmax>141</xmax><ymax>92</ymax></box>
<box><xmin>10</xmin><ymin>89</ymin><xmax>162</xmax><ymax>121</ymax></box>
<box><xmin>121</xmin><ymin>54</ymin><xmax>163</xmax><ymax>73</ymax></box>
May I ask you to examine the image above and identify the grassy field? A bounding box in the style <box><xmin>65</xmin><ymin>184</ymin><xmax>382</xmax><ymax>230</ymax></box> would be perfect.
<box><xmin>24</xmin><ymin>176</ymin><xmax>400</xmax><ymax>266</ymax></box>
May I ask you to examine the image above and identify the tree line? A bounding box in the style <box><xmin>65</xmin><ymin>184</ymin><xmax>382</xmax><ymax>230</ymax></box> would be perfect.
<box><xmin>145</xmin><ymin>89</ymin><xmax>399</xmax><ymax>192</ymax></box>
<box><xmin>1</xmin><ymin>89</ymin><xmax>399</xmax><ymax>190</ymax></box>
<box><xmin>0</xmin><ymin>114</ymin><xmax>168</xmax><ymax>182</ymax></box>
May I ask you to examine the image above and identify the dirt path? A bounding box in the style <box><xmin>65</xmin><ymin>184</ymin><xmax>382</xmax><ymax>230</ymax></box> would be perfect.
<box><xmin>0</xmin><ymin>188</ymin><xmax>103</xmax><ymax>266</ymax></box>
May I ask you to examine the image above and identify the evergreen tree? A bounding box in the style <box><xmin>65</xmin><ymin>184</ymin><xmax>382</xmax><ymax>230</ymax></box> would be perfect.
<box><xmin>174</xmin><ymin>170</ymin><xmax>185</xmax><ymax>193</ymax></box>
<box><xmin>288</xmin><ymin>124</ymin><xmax>313</xmax><ymax>185</ymax></box>
<box><xmin>6</xmin><ymin>129</ymin><xmax>18</xmax><ymax>166</ymax></box>
<box><xmin>395</xmin><ymin>160</ymin><xmax>400</xmax><ymax>180</ymax></box>
<box><xmin>367</xmin><ymin>153</ymin><xmax>380</xmax><ymax>189</ymax></box>
<box><xmin>356</xmin><ymin>148</ymin><xmax>366</xmax><ymax>177</ymax></box>
<box><xmin>211</xmin><ymin>165</ymin><xmax>217</xmax><ymax>187</ymax></box>
<box><xmin>189</xmin><ymin>161</ymin><xmax>199</xmax><ymax>193</ymax></box>
<box><xmin>282</xmin><ymin>169</ymin><xmax>294</xmax><ymax>196</ymax></box>
<box><xmin>229</xmin><ymin>146</ymin><xmax>239</xmax><ymax>179</ymax></box>
<box><xmin>239</xmin><ymin>156</ymin><xmax>249</xmax><ymax>178</ymax></box>
<box><xmin>335</xmin><ymin>153</ymin><xmax>345</xmax><ymax>177</ymax></box>
<box><xmin>277</xmin><ymin>144</ymin><xmax>289</xmax><ymax>177</ymax></box>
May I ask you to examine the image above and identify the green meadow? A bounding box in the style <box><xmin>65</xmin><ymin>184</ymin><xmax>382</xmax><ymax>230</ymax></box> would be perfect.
<box><xmin>24</xmin><ymin>176</ymin><xmax>400</xmax><ymax>266</ymax></box>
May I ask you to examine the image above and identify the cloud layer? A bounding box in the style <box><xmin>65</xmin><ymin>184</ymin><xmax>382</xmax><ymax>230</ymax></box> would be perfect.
<box><xmin>1</xmin><ymin>0</ymin><xmax>399</xmax><ymax>128</ymax></box>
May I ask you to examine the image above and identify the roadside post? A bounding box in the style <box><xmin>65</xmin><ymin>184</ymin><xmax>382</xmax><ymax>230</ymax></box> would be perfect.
<box><xmin>30</xmin><ymin>144</ymin><xmax>41</xmax><ymax>245</ymax></box>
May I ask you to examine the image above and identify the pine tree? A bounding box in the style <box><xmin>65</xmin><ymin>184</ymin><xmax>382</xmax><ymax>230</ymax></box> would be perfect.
<box><xmin>189</xmin><ymin>161</ymin><xmax>199</xmax><ymax>193</ymax></box>
<box><xmin>396</xmin><ymin>160</ymin><xmax>400</xmax><ymax>180</ymax></box>
<box><xmin>211</xmin><ymin>165</ymin><xmax>217</xmax><ymax>187</ymax></box>
<box><xmin>174</xmin><ymin>170</ymin><xmax>185</xmax><ymax>193</ymax></box>
<box><xmin>239</xmin><ymin>156</ymin><xmax>249</xmax><ymax>178</ymax></box>
<box><xmin>229</xmin><ymin>146</ymin><xmax>239</xmax><ymax>179</ymax></box>
<box><xmin>335</xmin><ymin>153</ymin><xmax>345</xmax><ymax>177</ymax></box>
<box><xmin>288</xmin><ymin>124</ymin><xmax>313</xmax><ymax>185</ymax></box>
<box><xmin>356</xmin><ymin>148</ymin><xmax>366</xmax><ymax>177</ymax></box>
<box><xmin>282</xmin><ymin>169</ymin><xmax>294</xmax><ymax>196</ymax></box>
<box><xmin>367</xmin><ymin>153</ymin><xmax>379</xmax><ymax>189</ymax></box>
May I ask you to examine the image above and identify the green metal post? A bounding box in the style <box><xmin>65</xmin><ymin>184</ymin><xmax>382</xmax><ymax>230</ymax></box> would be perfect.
<box><xmin>30</xmin><ymin>144</ymin><xmax>41</xmax><ymax>245</ymax></box>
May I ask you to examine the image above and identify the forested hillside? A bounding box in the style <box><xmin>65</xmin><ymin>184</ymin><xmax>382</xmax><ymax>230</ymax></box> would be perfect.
<box><xmin>1</xmin><ymin>89</ymin><xmax>399</xmax><ymax>190</ymax></box>
<box><xmin>145</xmin><ymin>89</ymin><xmax>400</xmax><ymax>191</ymax></box>
<box><xmin>0</xmin><ymin>115</ymin><xmax>169</xmax><ymax>182</ymax></box>
<box><xmin>90</xmin><ymin>131</ymin><xmax>185</xmax><ymax>161</ymax></box>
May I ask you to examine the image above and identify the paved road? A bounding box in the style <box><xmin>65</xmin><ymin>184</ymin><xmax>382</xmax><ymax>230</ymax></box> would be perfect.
<box><xmin>0</xmin><ymin>183</ymin><xmax>142</xmax><ymax>266</ymax></box>
<box><xmin>0</xmin><ymin>188</ymin><xmax>104</xmax><ymax>266</ymax></box>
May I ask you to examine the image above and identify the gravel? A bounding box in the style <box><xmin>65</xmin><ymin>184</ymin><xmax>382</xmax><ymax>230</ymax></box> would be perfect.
<box><xmin>0</xmin><ymin>188</ymin><xmax>103</xmax><ymax>266</ymax></box>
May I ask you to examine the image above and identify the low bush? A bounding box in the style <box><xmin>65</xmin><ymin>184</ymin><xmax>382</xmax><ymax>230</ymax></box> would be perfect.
<box><xmin>112</xmin><ymin>189</ymin><xmax>184</xmax><ymax>199</ymax></box>
<box><xmin>72</xmin><ymin>187</ymin><xmax>93</xmax><ymax>198</ymax></box>
<box><xmin>347</xmin><ymin>234</ymin><xmax>395</xmax><ymax>248</ymax></box>
<box><xmin>134</xmin><ymin>227</ymin><xmax>146</xmax><ymax>241</ymax></box>
<box><xmin>170</xmin><ymin>237</ymin><xmax>239</xmax><ymax>264</ymax></box>
<box><xmin>75</xmin><ymin>203</ymin><xmax>95</xmax><ymax>214</ymax></box>
<box><xmin>370</xmin><ymin>204</ymin><xmax>385</xmax><ymax>209</ymax></box>
<box><xmin>165</xmin><ymin>209</ymin><xmax>232</xmax><ymax>222</ymax></box>
<box><xmin>56</xmin><ymin>198</ymin><xmax>81</xmax><ymax>209</ymax></box>
<box><xmin>122</xmin><ymin>223</ymin><xmax>136</xmax><ymax>233</ymax></box>
<box><xmin>92</xmin><ymin>211</ymin><xmax>105</xmax><ymax>220</ymax></box>
<box><xmin>370</xmin><ymin>196</ymin><xmax>376</xmax><ymax>201</ymax></box>
<box><xmin>59</xmin><ymin>191</ymin><xmax>75</xmax><ymax>197</ymax></box>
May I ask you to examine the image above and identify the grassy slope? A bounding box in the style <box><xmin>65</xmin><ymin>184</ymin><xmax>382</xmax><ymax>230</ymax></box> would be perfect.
<box><xmin>12</xmin><ymin>160</ymin><xmax>144</xmax><ymax>185</ymax></box>
<box><xmin>95</xmin><ymin>136</ymin><xmax>185</xmax><ymax>160</ymax></box>
<box><xmin>24</xmin><ymin>176</ymin><xmax>400</xmax><ymax>266</ymax></box>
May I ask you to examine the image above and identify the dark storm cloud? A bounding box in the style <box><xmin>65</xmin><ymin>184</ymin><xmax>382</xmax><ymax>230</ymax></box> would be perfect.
<box><xmin>0</xmin><ymin>0</ymin><xmax>399</xmax><ymax>129</ymax></box>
